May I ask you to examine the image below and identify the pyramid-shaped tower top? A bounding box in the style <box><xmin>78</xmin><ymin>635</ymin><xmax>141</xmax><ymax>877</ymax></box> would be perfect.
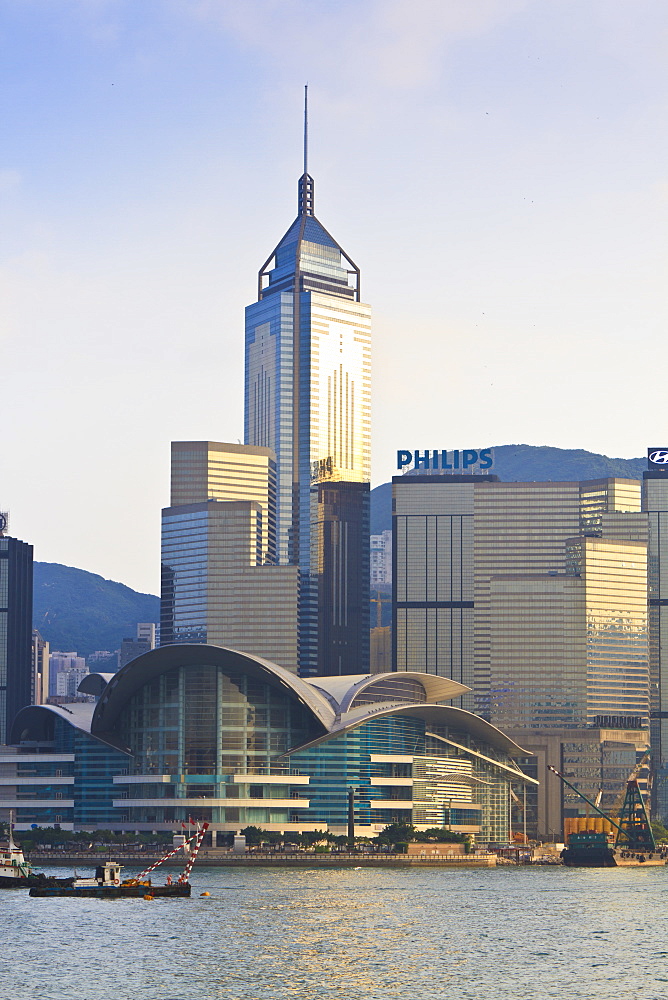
<box><xmin>257</xmin><ymin>87</ymin><xmax>360</xmax><ymax>302</ymax></box>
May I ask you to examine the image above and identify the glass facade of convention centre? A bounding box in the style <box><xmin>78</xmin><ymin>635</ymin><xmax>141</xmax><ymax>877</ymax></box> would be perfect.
<box><xmin>3</xmin><ymin>646</ymin><xmax>535</xmax><ymax>843</ymax></box>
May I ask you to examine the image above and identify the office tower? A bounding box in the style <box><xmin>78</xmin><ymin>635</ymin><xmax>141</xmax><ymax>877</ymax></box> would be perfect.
<box><xmin>393</xmin><ymin>476</ymin><xmax>480</xmax><ymax>710</ymax></box>
<box><xmin>393</xmin><ymin>475</ymin><xmax>648</xmax><ymax>719</ymax></box>
<box><xmin>0</xmin><ymin>518</ymin><xmax>33</xmax><ymax>744</ymax></box>
<box><xmin>161</xmin><ymin>442</ymin><xmax>299</xmax><ymax>671</ymax></box>
<box><xmin>136</xmin><ymin>623</ymin><xmax>156</xmax><ymax>648</ymax></box>
<box><xmin>120</xmin><ymin>623</ymin><xmax>157</xmax><ymax>668</ymax></box>
<box><xmin>392</xmin><ymin>474</ymin><xmax>650</xmax><ymax>836</ymax></box>
<box><xmin>170</xmin><ymin>441</ymin><xmax>277</xmax><ymax>565</ymax></box>
<box><xmin>244</xmin><ymin>93</ymin><xmax>371</xmax><ymax>676</ymax></box>
<box><xmin>643</xmin><ymin>450</ymin><xmax>668</xmax><ymax>822</ymax></box>
<box><xmin>313</xmin><ymin>480</ymin><xmax>369</xmax><ymax>675</ymax></box>
<box><xmin>31</xmin><ymin>630</ymin><xmax>49</xmax><ymax>705</ymax></box>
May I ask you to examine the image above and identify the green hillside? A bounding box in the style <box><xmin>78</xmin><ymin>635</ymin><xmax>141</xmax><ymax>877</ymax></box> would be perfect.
<box><xmin>370</xmin><ymin>444</ymin><xmax>645</xmax><ymax>535</ymax></box>
<box><xmin>33</xmin><ymin>563</ymin><xmax>159</xmax><ymax>658</ymax></box>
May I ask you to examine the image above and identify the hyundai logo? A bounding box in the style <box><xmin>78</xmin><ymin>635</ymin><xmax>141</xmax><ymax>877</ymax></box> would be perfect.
<box><xmin>649</xmin><ymin>450</ymin><xmax>668</xmax><ymax>465</ymax></box>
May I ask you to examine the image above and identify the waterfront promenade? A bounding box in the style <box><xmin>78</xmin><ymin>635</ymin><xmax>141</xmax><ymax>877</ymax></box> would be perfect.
<box><xmin>29</xmin><ymin>848</ymin><xmax>497</xmax><ymax>867</ymax></box>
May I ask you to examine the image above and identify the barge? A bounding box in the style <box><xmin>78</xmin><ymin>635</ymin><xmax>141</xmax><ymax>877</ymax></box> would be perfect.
<box><xmin>548</xmin><ymin>765</ymin><xmax>666</xmax><ymax>868</ymax></box>
<box><xmin>30</xmin><ymin>822</ymin><xmax>208</xmax><ymax>898</ymax></box>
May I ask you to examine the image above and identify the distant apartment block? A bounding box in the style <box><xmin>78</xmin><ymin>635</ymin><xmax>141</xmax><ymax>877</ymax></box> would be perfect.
<box><xmin>370</xmin><ymin>530</ymin><xmax>392</xmax><ymax>586</ymax></box>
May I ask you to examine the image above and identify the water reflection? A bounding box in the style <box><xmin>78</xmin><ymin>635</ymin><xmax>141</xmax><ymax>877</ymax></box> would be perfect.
<box><xmin>5</xmin><ymin>865</ymin><xmax>668</xmax><ymax>999</ymax></box>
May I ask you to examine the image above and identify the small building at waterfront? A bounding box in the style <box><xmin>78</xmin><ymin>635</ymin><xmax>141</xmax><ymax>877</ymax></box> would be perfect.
<box><xmin>3</xmin><ymin>645</ymin><xmax>536</xmax><ymax>843</ymax></box>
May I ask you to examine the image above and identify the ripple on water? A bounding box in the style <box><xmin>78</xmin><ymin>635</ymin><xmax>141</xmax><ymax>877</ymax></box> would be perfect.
<box><xmin>5</xmin><ymin>864</ymin><xmax>668</xmax><ymax>999</ymax></box>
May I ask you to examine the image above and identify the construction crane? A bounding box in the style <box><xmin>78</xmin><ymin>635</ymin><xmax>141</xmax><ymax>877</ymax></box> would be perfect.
<box><xmin>548</xmin><ymin>764</ymin><xmax>655</xmax><ymax>851</ymax></box>
<box><xmin>608</xmin><ymin>753</ymin><xmax>650</xmax><ymax>819</ymax></box>
<box><xmin>370</xmin><ymin>589</ymin><xmax>391</xmax><ymax>628</ymax></box>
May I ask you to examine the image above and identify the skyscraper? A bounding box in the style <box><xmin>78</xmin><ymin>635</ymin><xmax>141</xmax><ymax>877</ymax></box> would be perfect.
<box><xmin>0</xmin><ymin>515</ymin><xmax>33</xmax><ymax>744</ymax></box>
<box><xmin>392</xmin><ymin>473</ymin><xmax>651</xmax><ymax>838</ymax></box>
<box><xmin>643</xmin><ymin>451</ymin><xmax>668</xmax><ymax>822</ymax></box>
<box><xmin>161</xmin><ymin>441</ymin><xmax>299</xmax><ymax>671</ymax></box>
<box><xmin>244</xmin><ymin>91</ymin><xmax>371</xmax><ymax>676</ymax></box>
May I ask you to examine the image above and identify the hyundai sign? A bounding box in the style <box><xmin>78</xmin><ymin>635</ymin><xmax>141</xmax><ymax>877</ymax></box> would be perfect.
<box><xmin>397</xmin><ymin>449</ymin><xmax>494</xmax><ymax>473</ymax></box>
<box><xmin>648</xmin><ymin>448</ymin><xmax>668</xmax><ymax>470</ymax></box>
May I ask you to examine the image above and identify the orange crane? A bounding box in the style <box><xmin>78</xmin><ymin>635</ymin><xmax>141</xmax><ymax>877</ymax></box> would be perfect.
<box><xmin>370</xmin><ymin>590</ymin><xmax>391</xmax><ymax>628</ymax></box>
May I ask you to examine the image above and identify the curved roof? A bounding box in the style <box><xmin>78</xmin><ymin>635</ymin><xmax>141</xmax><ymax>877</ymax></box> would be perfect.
<box><xmin>78</xmin><ymin>673</ymin><xmax>115</xmax><ymax>697</ymax></box>
<box><xmin>308</xmin><ymin>672</ymin><xmax>469</xmax><ymax>714</ymax></box>
<box><xmin>91</xmin><ymin>644</ymin><xmax>335</xmax><ymax>738</ymax></box>
<box><xmin>288</xmin><ymin>702</ymin><xmax>531</xmax><ymax>760</ymax></box>
<box><xmin>11</xmin><ymin>702</ymin><xmax>95</xmax><ymax>744</ymax></box>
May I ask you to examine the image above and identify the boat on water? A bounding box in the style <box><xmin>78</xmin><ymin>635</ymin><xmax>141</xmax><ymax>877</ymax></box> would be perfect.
<box><xmin>548</xmin><ymin>764</ymin><xmax>667</xmax><ymax>868</ymax></box>
<box><xmin>30</xmin><ymin>860</ymin><xmax>191</xmax><ymax>898</ymax></box>
<box><xmin>0</xmin><ymin>823</ymin><xmax>73</xmax><ymax>889</ymax></box>
<box><xmin>29</xmin><ymin>822</ymin><xmax>209</xmax><ymax>898</ymax></box>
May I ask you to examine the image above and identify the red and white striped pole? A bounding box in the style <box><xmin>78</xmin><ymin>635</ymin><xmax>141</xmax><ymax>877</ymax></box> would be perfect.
<box><xmin>179</xmin><ymin>822</ymin><xmax>209</xmax><ymax>883</ymax></box>
<box><xmin>136</xmin><ymin>829</ymin><xmax>199</xmax><ymax>880</ymax></box>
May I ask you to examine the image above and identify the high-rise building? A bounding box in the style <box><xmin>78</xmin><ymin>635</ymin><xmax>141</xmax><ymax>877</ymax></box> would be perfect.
<box><xmin>0</xmin><ymin>517</ymin><xmax>33</xmax><ymax>744</ymax></box>
<box><xmin>244</xmin><ymin>93</ymin><xmax>371</xmax><ymax>676</ymax></box>
<box><xmin>370</xmin><ymin>530</ymin><xmax>392</xmax><ymax>586</ymax></box>
<box><xmin>48</xmin><ymin>651</ymin><xmax>86</xmax><ymax>698</ymax></box>
<box><xmin>392</xmin><ymin>473</ymin><xmax>651</xmax><ymax>837</ymax></box>
<box><xmin>161</xmin><ymin>442</ymin><xmax>299</xmax><ymax>671</ymax></box>
<box><xmin>120</xmin><ymin>624</ymin><xmax>157</xmax><ymax>670</ymax></box>
<box><xmin>643</xmin><ymin>450</ymin><xmax>668</xmax><ymax>822</ymax></box>
<box><xmin>31</xmin><ymin>630</ymin><xmax>49</xmax><ymax>705</ymax></box>
<box><xmin>136</xmin><ymin>623</ymin><xmax>156</xmax><ymax>648</ymax></box>
<box><xmin>393</xmin><ymin>475</ymin><xmax>649</xmax><ymax>721</ymax></box>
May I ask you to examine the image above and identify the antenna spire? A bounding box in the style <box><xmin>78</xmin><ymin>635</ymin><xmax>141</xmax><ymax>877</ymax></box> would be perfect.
<box><xmin>304</xmin><ymin>84</ymin><xmax>308</xmax><ymax>176</ymax></box>
<box><xmin>298</xmin><ymin>84</ymin><xmax>314</xmax><ymax>216</ymax></box>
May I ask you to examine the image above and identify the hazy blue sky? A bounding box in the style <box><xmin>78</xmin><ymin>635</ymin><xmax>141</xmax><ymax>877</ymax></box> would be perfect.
<box><xmin>1</xmin><ymin>0</ymin><xmax>666</xmax><ymax>593</ymax></box>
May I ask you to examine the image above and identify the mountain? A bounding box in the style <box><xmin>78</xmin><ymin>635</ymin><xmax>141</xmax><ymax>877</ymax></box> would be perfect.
<box><xmin>370</xmin><ymin>444</ymin><xmax>645</xmax><ymax>535</ymax></box>
<box><xmin>33</xmin><ymin>563</ymin><xmax>159</xmax><ymax>659</ymax></box>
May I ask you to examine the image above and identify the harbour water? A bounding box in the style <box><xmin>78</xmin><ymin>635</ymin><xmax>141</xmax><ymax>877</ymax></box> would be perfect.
<box><xmin>5</xmin><ymin>864</ymin><xmax>668</xmax><ymax>999</ymax></box>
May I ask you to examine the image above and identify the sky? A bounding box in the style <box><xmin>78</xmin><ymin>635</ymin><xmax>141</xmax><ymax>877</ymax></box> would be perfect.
<box><xmin>1</xmin><ymin>0</ymin><xmax>666</xmax><ymax>594</ymax></box>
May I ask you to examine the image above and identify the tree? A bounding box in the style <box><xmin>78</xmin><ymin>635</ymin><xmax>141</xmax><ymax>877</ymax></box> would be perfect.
<box><xmin>651</xmin><ymin>821</ymin><xmax>668</xmax><ymax>843</ymax></box>
<box><xmin>240</xmin><ymin>825</ymin><xmax>269</xmax><ymax>846</ymax></box>
<box><xmin>421</xmin><ymin>827</ymin><xmax>467</xmax><ymax>843</ymax></box>
<box><xmin>375</xmin><ymin>823</ymin><xmax>416</xmax><ymax>847</ymax></box>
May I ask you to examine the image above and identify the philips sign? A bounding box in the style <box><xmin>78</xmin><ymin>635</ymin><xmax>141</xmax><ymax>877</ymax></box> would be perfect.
<box><xmin>397</xmin><ymin>449</ymin><xmax>494</xmax><ymax>473</ymax></box>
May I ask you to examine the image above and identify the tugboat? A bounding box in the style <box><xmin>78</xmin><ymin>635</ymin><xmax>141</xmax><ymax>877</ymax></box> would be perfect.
<box><xmin>0</xmin><ymin>818</ymin><xmax>73</xmax><ymax>889</ymax></box>
<box><xmin>29</xmin><ymin>822</ymin><xmax>208</xmax><ymax>898</ymax></box>
<box><xmin>548</xmin><ymin>765</ymin><xmax>668</xmax><ymax>868</ymax></box>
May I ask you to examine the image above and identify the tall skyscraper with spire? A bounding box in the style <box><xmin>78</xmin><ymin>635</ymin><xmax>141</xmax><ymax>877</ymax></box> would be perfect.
<box><xmin>244</xmin><ymin>89</ymin><xmax>371</xmax><ymax>676</ymax></box>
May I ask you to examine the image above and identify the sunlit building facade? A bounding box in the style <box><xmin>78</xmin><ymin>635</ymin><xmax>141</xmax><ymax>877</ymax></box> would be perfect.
<box><xmin>392</xmin><ymin>474</ymin><xmax>650</xmax><ymax>834</ymax></box>
<box><xmin>244</xmin><ymin>160</ymin><xmax>371</xmax><ymax>676</ymax></box>
<box><xmin>161</xmin><ymin>442</ymin><xmax>299</xmax><ymax>671</ymax></box>
<box><xmin>393</xmin><ymin>475</ymin><xmax>649</xmax><ymax>727</ymax></box>
<box><xmin>4</xmin><ymin>645</ymin><xmax>535</xmax><ymax>843</ymax></box>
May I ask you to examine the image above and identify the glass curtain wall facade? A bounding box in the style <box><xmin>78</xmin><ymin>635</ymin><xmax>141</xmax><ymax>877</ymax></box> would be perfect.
<box><xmin>393</xmin><ymin>476</ymin><xmax>649</xmax><ymax>728</ymax></box>
<box><xmin>169</xmin><ymin>442</ymin><xmax>277</xmax><ymax>566</ymax></box>
<box><xmin>161</xmin><ymin>501</ymin><xmax>299</xmax><ymax>671</ymax></box>
<box><xmin>114</xmin><ymin>663</ymin><xmax>320</xmax><ymax>828</ymax></box>
<box><xmin>4</xmin><ymin>649</ymin><xmax>535</xmax><ymax>839</ymax></box>
<box><xmin>314</xmin><ymin>481</ymin><xmax>370</xmax><ymax>675</ymax></box>
<box><xmin>392</xmin><ymin>477</ymin><xmax>477</xmax><ymax>710</ymax></box>
<box><xmin>643</xmin><ymin>471</ymin><xmax>668</xmax><ymax>822</ymax></box>
<box><xmin>0</xmin><ymin>535</ymin><xmax>33</xmax><ymax>745</ymax></box>
<box><xmin>245</xmin><ymin>167</ymin><xmax>371</xmax><ymax>676</ymax></box>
